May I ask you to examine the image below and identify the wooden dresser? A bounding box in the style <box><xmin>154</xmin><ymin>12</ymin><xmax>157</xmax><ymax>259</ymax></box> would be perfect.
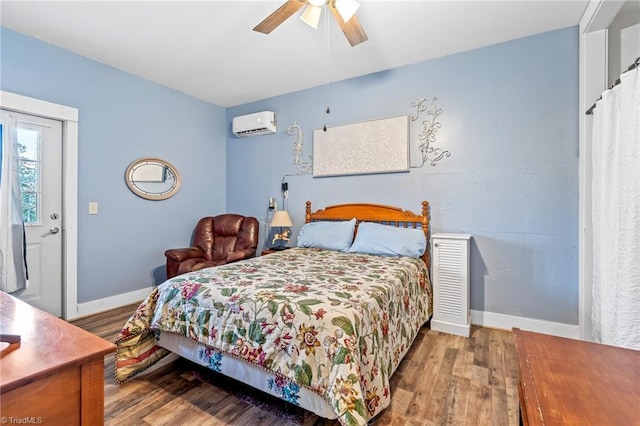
<box><xmin>513</xmin><ymin>328</ymin><xmax>640</xmax><ymax>426</ymax></box>
<box><xmin>0</xmin><ymin>292</ymin><xmax>116</xmax><ymax>424</ymax></box>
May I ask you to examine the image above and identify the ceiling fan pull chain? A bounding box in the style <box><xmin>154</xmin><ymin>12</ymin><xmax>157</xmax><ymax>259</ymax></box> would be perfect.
<box><xmin>323</xmin><ymin>8</ymin><xmax>331</xmax><ymax>132</ymax></box>
<box><xmin>323</xmin><ymin>105</ymin><xmax>331</xmax><ymax>131</ymax></box>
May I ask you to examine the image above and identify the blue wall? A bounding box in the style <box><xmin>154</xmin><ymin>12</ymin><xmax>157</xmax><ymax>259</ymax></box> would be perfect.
<box><xmin>226</xmin><ymin>27</ymin><xmax>579</xmax><ymax>325</ymax></box>
<box><xmin>1</xmin><ymin>27</ymin><xmax>227</xmax><ymax>303</ymax></box>
<box><xmin>1</xmin><ymin>25</ymin><xmax>579</xmax><ymax>325</ymax></box>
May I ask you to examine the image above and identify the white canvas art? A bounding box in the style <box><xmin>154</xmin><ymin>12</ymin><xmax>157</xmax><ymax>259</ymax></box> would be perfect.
<box><xmin>312</xmin><ymin>115</ymin><xmax>410</xmax><ymax>177</ymax></box>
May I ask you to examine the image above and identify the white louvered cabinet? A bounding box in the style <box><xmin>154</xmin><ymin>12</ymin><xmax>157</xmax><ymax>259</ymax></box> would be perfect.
<box><xmin>430</xmin><ymin>233</ymin><xmax>472</xmax><ymax>337</ymax></box>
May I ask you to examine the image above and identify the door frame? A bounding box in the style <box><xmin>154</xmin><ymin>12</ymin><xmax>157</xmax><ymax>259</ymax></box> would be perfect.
<box><xmin>1</xmin><ymin>90</ymin><xmax>79</xmax><ymax>320</ymax></box>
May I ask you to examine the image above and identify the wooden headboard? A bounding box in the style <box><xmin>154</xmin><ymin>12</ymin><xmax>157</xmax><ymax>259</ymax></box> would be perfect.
<box><xmin>305</xmin><ymin>201</ymin><xmax>431</xmax><ymax>267</ymax></box>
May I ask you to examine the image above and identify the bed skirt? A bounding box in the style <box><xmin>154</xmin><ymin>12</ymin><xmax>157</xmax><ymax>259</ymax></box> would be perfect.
<box><xmin>156</xmin><ymin>330</ymin><xmax>338</xmax><ymax>420</ymax></box>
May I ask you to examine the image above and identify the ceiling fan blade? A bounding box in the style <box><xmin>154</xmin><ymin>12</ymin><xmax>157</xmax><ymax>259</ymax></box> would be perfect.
<box><xmin>328</xmin><ymin>2</ymin><xmax>368</xmax><ymax>47</ymax></box>
<box><xmin>253</xmin><ymin>0</ymin><xmax>307</xmax><ymax>34</ymax></box>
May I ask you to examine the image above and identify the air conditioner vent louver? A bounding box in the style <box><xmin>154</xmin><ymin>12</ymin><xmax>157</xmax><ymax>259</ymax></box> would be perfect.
<box><xmin>235</xmin><ymin>127</ymin><xmax>268</xmax><ymax>135</ymax></box>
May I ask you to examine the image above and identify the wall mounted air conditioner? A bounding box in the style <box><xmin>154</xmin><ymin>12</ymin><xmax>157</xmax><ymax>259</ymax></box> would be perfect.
<box><xmin>232</xmin><ymin>111</ymin><xmax>277</xmax><ymax>137</ymax></box>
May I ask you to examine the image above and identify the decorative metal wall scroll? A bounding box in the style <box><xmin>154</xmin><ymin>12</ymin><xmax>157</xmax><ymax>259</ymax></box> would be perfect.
<box><xmin>410</xmin><ymin>97</ymin><xmax>450</xmax><ymax>166</ymax></box>
<box><xmin>285</xmin><ymin>122</ymin><xmax>313</xmax><ymax>174</ymax></box>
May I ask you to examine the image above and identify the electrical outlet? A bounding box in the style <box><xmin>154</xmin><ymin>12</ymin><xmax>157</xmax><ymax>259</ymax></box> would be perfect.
<box><xmin>88</xmin><ymin>202</ymin><xmax>99</xmax><ymax>215</ymax></box>
<box><xmin>268</xmin><ymin>197</ymin><xmax>277</xmax><ymax>210</ymax></box>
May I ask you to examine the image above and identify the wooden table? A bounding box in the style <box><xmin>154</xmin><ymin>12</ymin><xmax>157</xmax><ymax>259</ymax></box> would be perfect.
<box><xmin>0</xmin><ymin>291</ymin><xmax>116</xmax><ymax>425</ymax></box>
<box><xmin>513</xmin><ymin>328</ymin><xmax>640</xmax><ymax>426</ymax></box>
<box><xmin>261</xmin><ymin>247</ymin><xmax>292</xmax><ymax>256</ymax></box>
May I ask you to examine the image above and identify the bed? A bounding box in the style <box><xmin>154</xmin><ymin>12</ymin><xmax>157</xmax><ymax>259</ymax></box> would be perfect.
<box><xmin>115</xmin><ymin>201</ymin><xmax>432</xmax><ymax>426</ymax></box>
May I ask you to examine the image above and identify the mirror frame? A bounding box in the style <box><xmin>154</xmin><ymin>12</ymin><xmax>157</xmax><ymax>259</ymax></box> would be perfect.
<box><xmin>125</xmin><ymin>157</ymin><xmax>182</xmax><ymax>201</ymax></box>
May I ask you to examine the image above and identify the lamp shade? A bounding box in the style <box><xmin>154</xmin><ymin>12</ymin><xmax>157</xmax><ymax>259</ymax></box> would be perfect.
<box><xmin>300</xmin><ymin>4</ymin><xmax>322</xmax><ymax>29</ymax></box>
<box><xmin>335</xmin><ymin>0</ymin><xmax>359</xmax><ymax>22</ymax></box>
<box><xmin>270</xmin><ymin>210</ymin><xmax>293</xmax><ymax>227</ymax></box>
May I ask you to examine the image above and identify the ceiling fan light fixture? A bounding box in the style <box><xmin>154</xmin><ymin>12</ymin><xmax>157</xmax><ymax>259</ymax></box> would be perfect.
<box><xmin>300</xmin><ymin>4</ymin><xmax>322</xmax><ymax>29</ymax></box>
<box><xmin>253</xmin><ymin>0</ymin><xmax>367</xmax><ymax>47</ymax></box>
<box><xmin>335</xmin><ymin>0</ymin><xmax>360</xmax><ymax>22</ymax></box>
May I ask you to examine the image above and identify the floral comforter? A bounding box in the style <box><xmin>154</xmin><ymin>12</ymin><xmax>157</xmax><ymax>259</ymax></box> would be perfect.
<box><xmin>115</xmin><ymin>247</ymin><xmax>431</xmax><ymax>426</ymax></box>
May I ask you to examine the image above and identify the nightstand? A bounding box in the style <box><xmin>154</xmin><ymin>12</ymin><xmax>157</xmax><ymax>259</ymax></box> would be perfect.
<box><xmin>261</xmin><ymin>247</ymin><xmax>291</xmax><ymax>256</ymax></box>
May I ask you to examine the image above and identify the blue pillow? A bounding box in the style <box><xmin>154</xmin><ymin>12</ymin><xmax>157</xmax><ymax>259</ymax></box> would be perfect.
<box><xmin>348</xmin><ymin>222</ymin><xmax>426</xmax><ymax>257</ymax></box>
<box><xmin>296</xmin><ymin>219</ymin><xmax>356</xmax><ymax>252</ymax></box>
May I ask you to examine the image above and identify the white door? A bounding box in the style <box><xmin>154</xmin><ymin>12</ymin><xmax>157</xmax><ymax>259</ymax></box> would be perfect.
<box><xmin>1</xmin><ymin>110</ymin><xmax>63</xmax><ymax>316</ymax></box>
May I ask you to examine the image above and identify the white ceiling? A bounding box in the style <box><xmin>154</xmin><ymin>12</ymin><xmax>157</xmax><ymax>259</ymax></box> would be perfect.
<box><xmin>1</xmin><ymin>1</ymin><xmax>589</xmax><ymax>107</ymax></box>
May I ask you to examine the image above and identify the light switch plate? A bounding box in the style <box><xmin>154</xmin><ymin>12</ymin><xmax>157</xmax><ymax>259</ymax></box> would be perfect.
<box><xmin>88</xmin><ymin>202</ymin><xmax>99</xmax><ymax>215</ymax></box>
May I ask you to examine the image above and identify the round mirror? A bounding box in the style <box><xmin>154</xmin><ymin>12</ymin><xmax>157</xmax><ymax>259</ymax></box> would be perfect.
<box><xmin>125</xmin><ymin>157</ymin><xmax>181</xmax><ymax>201</ymax></box>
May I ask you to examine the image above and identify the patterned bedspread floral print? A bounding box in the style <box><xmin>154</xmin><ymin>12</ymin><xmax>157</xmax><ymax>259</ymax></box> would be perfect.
<box><xmin>116</xmin><ymin>247</ymin><xmax>432</xmax><ymax>426</ymax></box>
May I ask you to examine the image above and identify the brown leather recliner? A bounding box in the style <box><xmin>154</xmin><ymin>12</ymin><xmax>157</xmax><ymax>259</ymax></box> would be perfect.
<box><xmin>165</xmin><ymin>214</ymin><xmax>259</xmax><ymax>279</ymax></box>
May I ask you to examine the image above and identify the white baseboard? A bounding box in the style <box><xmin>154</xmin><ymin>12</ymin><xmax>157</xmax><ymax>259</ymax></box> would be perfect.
<box><xmin>471</xmin><ymin>310</ymin><xmax>580</xmax><ymax>339</ymax></box>
<box><xmin>431</xmin><ymin>319</ymin><xmax>471</xmax><ymax>338</ymax></box>
<box><xmin>75</xmin><ymin>286</ymin><xmax>153</xmax><ymax>318</ymax></box>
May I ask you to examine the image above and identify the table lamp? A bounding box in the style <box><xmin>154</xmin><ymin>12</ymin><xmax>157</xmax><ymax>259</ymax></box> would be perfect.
<box><xmin>270</xmin><ymin>210</ymin><xmax>293</xmax><ymax>249</ymax></box>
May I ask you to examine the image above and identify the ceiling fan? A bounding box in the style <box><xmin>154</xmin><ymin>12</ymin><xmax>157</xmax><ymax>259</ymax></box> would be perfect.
<box><xmin>253</xmin><ymin>0</ymin><xmax>368</xmax><ymax>47</ymax></box>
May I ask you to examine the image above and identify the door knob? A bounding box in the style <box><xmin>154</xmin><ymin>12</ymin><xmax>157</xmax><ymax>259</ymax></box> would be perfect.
<box><xmin>42</xmin><ymin>227</ymin><xmax>60</xmax><ymax>236</ymax></box>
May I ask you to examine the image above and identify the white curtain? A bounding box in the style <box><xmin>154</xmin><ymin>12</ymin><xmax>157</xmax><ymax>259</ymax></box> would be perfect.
<box><xmin>0</xmin><ymin>111</ymin><xmax>28</xmax><ymax>293</ymax></box>
<box><xmin>591</xmin><ymin>67</ymin><xmax>640</xmax><ymax>350</ymax></box>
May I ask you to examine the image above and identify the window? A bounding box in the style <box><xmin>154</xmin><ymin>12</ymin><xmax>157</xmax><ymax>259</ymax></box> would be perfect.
<box><xmin>17</xmin><ymin>126</ymin><xmax>40</xmax><ymax>225</ymax></box>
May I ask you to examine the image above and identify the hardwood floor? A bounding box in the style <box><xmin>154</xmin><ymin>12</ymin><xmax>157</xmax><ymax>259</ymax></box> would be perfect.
<box><xmin>71</xmin><ymin>304</ymin><xmax>520</xmax><ymax>425</ymax></box>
